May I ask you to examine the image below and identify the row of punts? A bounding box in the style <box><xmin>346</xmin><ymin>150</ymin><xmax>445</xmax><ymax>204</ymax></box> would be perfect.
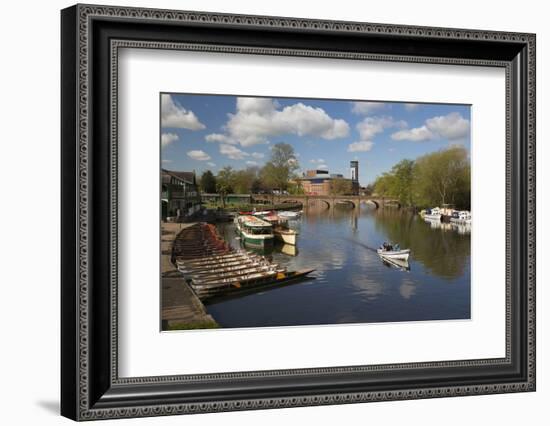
<box><xmin>173</xmin><ymin>223</ymin><xmax>314</xmax><ymax>300</ymax></box>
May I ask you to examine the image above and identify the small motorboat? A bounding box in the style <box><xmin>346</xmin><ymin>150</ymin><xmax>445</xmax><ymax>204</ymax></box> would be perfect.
<box><xmin>377</xmin><ymin>242</ymin><xmax>411</xmax><ymax>261</ymax></box>
<box><xmin>278</xmin><ymin>210</ymin><xmax>301</xmax><ymax>219</ymax></box>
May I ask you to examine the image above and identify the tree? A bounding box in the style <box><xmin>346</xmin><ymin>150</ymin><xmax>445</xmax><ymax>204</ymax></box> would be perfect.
<box><xmin>199</xmin><ymin>170</ymin><xmax>217</xmax><ymax>193</ymax></box>
<box><xmin>414</xmin><ymin>146</ymin><xmax>470</xmax><ymax>208</ymax></box>
<box><xmin>260</xmin><ymin>143</ymin><xmax>300</xmax><ymax>191</ymax></box>
<box><xmin>329</xmin><ymin>178</ymin><xmax>353</xmax><ymax>195</ymax></box>
<box><xmin>372</xmin><ymin>146</ymin><xmax>470</xmax><ymax>209</ymax></box>
<box><xmin>233</xmin><ymin>167</ymin><xmax>259</xmax><ymax>194</ymax></box>
<box><xmin>215</xmin><ymin>166</ymin><xmax>235</xmax><ymax>208</ymax></box>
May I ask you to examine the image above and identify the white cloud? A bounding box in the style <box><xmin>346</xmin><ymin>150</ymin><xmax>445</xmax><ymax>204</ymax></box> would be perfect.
<box><xmin>187</xmin><ymin>150</ymin><xmax>211</xmax><ymax>161</ymax></box>
<box><xmin>309</xmin><ymin>158</ymin><xmax>325</xmax><ymax>164</ymax></box>
<box><xmin>212</xmin><ymin>97</ymin><xmax>349</xmax><ymax>147</ymax></box>
<box><xmin>207</xmin><ymin>162</ymin><xmax>216</xmax><ymax>167</ymax></box>
<box><xmin>251</xmin><ymin>152</ymin><xmax>265</xmax><ymax>159</ymax></box>
<box><xmin>391</xmin><ymin>126</ymin><xmax>433</xmax><ymax>142</ymax></box>
<box><xmin>351</xmin><ymin>101</ymin><xmax>386</xmax><ymax>115</ymax></box>
<box><xmin>246</xmin><ymin>160</ymin><xmax>259</xmax><ymax>166</ymax></box>
<box><xmin>161</xmin><ymin>94</ymin><xmax>206</xmax><ymax>130</ymax></box>
<box><xmin>205</xmin><ymin>133</ymin><xmax>231</xmax><ymax>143</ymax></box>
<box><xmin>317</xmin><ymin>164</ymin><xmax>329</xmax><ymax>169</ymax></box>
<box><xmin>348</xmin><ymin>141</ymin><xmax>374</xmax><ymax>152</ymax></box>
<box><xmin>161</xmin><ymin>132</ymin><xmax>179</xmax><ymax>147</ymax></box>
<box><xmin>391</xmin><ymin>112</ymin><xmax>469</xmax><ymax>142</ymax></box>
<box><xmin>425</xmin><ymin>112</ymin><xmax>470</xmax><ymax>140</ymax></box>
<box><xmin>356</xmin><ymin>116</ymin><xmax>406</xmax><ymax>140</ymax></box>
<box><xmin>161</xmin><ymin>159</ymin><xmax>173</xmax><ymax>163</ymax></box>
<box><xmin>220</xmin><ymin>144</ymin><xmax>249</xmax><ymax>160</ymax></box>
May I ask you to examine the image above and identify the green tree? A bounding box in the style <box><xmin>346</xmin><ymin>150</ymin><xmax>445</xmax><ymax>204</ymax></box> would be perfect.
<box><xmin>372</xmin><ymin>146</ymin><xmax>470</xmax><ymax>209</ymax></box>
<box><xmin>260</xmin><ymin>143</ymin><xmax>300</xmax><ymax>191</ymax></box>
<box><xmin>329</xmin><ymin>178</ymin><xmax>353</xmax><ymax>195</ymax></box>
<box><xmin>215</xmin><ymin>166</ymin><xmax>235</xmax><ymax>208</ymax></box>
<box><xmin>233</xmin><ymin>167</ymin><xmax>259</xmax><ymax>194</ymax></box>
<box><xmin>199</xmin><ymin>170</ymin><xmax>217</xmax><ymax>193</ymax></box>
<box><xmin>414</xmin><ymin>146</ymin><xmax>470</xmax><ymax>208</ymax></box>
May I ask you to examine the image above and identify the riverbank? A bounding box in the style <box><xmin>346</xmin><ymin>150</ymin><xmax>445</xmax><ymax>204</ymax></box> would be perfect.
<box><xmin>161</xmin><ymin>222</ymin><xmax>219</xmax><ymax>330</ymax></box>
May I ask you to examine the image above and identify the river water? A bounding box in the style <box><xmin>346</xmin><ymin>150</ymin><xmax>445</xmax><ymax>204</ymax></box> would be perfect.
<box><xmin>209</xmin><ymin>204</ymin><xmax>471</xmax><ymax>328</ymax></box>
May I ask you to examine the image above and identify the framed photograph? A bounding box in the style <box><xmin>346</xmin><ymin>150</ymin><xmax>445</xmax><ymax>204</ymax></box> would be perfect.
<box><xmin>61</xmin><ymin>4</ymin><xmax>536</xmax><ymax>421</ymax></box>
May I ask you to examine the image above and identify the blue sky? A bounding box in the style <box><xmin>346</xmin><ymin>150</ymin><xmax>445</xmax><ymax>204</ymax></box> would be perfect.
<box><xmin>160</xmin><ymin>93</ymin><xmax>471</xmax><ymax>186</ymax></box>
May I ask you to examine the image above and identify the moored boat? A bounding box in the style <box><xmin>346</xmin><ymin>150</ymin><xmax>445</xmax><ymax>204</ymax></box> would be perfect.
<box><xmin>277</xmin><ymin>210</ymin><xmax>301</xmax><ymax>219</ymax></box>
<box><xmin>235</xmin><ymin>215</ymin><xmax>274</xmax><ymax>248</ymax></box>
<box><xmin>450</xmin><ymin>210</ymin><xmax>472</xmax><ymax>225</ymax></box>
<box><xmin>423</xmin><ymin>207</ymin><xmax>442</xmax><ymax>221</ymax></box>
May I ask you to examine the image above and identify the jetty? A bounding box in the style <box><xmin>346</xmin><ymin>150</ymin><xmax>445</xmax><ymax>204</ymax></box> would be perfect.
<box><xmin>161</xmin><ymin>223</ymin><xmax>218</xmax><ymax>330</ymax></box>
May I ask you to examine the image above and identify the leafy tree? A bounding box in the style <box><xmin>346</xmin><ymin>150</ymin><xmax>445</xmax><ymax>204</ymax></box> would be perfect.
<box><xmin>260</xmin><ymin>143</ymin><xmax>299</xmax><ymax>190</ymax></box>
<box><xmin>199</xmin><ymin>170</ymin><xmax>217</xmax><ymax>193</ymax></box>
<box><xmin>329</xmin><ymin>178</ymin><xmax>353</xmax><ymax>195</ymax></box>
<box><xmin>233</xmin><ymin>167</ymin><xmax>259</xmax><ymax>194</ymax></box>
<box><xmin>372</xmin><ymin>146</ymin><xmax>470</xmax><ymax>209</ymax></box>
<box><xmin>215</xmin><ymin>166</ymin><xmax>235</xmax><ymax>208</ymax></box>
<box><xmin>414</xmin><ymin>146</ymin><xmax>470</xmax><ymax>208</ymax></box>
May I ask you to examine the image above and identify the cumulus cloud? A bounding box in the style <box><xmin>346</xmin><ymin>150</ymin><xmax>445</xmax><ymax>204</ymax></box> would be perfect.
<box><xmin>391</xmin><ymin>112</ymin><xmax>470</xmax><ymax>142</ymax></box>
<box><xmin>251</xmin><ymin>152</ymin><xmax>265</xmax><ymax>159</ymax></box>
<box><xmin>348</xmin><ymin>141</ymin><xmax>374</xmax><ymax>152</ymax></box>
<box><xmin>351</xmin><ymin>101</ymin><xmax>386</xmax><ymax>115</ymax></box>
<box><xmin>391</xmin><ymin>126</ymin><xmax>433</xmax><ymax>142</ymax></box>
<box><xmin>161</xmin><ymin>132</ymin><xmax>179</xmax><ymax>147</ymax></box>
<box><xmin>207</xmin><ymin>162</ymin><xmax>216</xmax><ymax>167</ymax></box>
<box><xmin>356</xmin><ymin>116</ymin><xmax>406</xmax><ymax>140</ymax></box>
<box><xmin>210</xmin><ymin>97</ymin><xmax>349</xmax><ymax>147</ymax></box>
<box><xmin>219</xmin><ymin>144</ymin><xmax>249</xmax><ymax>160</ymax></box>
<box><xmin>246</xmin><ymin>160</ymin><xmax>259</xmax><ymax>166</ymax></box>
<box><xmin>310</xmin><ymin>158</ymin><xmax>325</xmax><ymax>164</ymax></box>
<box><xmin>205</xmin><ymin>133</ymin><xmax>230</xmax><ymax>143</ymax></box>
<box><xmin>161</xmin><ymin>94</ymin><xmax>205</xmax><ymax>130</ymax></box>
<box><xmin>425</xmin><ymin>112</ymin><xmax>470</xmax><ymax>140</ymax></box>
<box><xmin>187</xmin><ymin>150</ymin><xmax>211</xmax><ymax>161</ymax></box>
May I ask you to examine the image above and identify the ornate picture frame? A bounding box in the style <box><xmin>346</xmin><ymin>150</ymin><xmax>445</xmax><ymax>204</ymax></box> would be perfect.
<box><xmin>61</xmin><ymin>4</ymin><xmax>535</xmax><ymax>420</ymax></box>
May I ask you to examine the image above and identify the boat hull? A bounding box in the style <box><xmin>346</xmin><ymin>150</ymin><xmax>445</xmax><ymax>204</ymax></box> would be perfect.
<box><xmin>377</xmin><ymin>249</ymin><xmax>411</xmax><ymax>261</ymax></box>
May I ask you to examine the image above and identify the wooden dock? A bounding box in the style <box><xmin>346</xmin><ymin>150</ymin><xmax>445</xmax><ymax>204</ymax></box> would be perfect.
<box><xmin>161</xmin><ymin>223</ymin><xmax>218</xmax><ymax>330</ymax></box>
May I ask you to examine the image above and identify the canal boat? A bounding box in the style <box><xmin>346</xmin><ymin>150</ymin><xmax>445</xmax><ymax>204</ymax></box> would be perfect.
<box><xmin>261</xmin><ymin>213</ymin><xmax>298</xmax><ymax>245</ymax></box>
<box><xmin>423</xmin><ymin>207</ymin><xmax>442</xmax><ymax>221</ymax></box>
<box><xmin>235</xmin><ymin>215</ymin><xmax>275</xmax><ymax>248</ymax></box>
<box><xmin>377</xmin><ymin>242</ymin><xmax>411</xmax><ymax>261</ymax></box>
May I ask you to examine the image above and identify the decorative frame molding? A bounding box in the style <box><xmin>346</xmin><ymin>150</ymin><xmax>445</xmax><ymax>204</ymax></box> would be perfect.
<box><xmin>61</xmin><ymin>4</ymin><xmax>535</xmax><ymax>421</ymax></box>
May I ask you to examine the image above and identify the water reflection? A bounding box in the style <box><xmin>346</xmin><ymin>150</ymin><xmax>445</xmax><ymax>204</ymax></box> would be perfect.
<box><xmin>209</xmin><ymin>205</ymin><xmax>471</xmax><ymax>328</ymax></box>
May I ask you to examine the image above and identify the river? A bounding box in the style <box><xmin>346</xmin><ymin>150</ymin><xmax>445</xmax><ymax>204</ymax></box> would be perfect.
<box><xmin>209</xmin><ymin>204</ymin><xmax>471</xmax><ymax>328</ymax></box>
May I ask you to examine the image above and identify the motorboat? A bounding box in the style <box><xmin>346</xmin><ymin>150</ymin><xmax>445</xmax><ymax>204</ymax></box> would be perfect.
<box><xmin>423</xmin><ymin>207</ymin><xmax>442</xmax><ymax>221</ymax></box>
<box><xmin>277</xmin><ymin>210</ymin><xmax>301</xmax><ymax>219</ymax></box>
<box><xmin>377</xmin><ymin>242</ymin><xmax>411</xmax><ymax>261</ymax></box>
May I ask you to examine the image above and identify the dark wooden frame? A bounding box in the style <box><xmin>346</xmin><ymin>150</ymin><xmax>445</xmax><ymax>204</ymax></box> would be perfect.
<box><xmin>61</xmin><ymin>4</ymin><xmax>536</xmax><ymax>421</ymax></box>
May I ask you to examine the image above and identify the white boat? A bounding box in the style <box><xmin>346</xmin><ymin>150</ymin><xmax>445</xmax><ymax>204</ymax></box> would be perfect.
<box><xmin>423</xmin><ymin>207</ymin><xmax>442</xmax><ymax>221</ymax></box>
<box><xmin>235</xmin><ymin>215</ymin><xmax>274</xmax><ymax>248</ymax></box>
<box><xmin>450</xmin><ymin>210</ymin><xmax>472</xmax><ymax>225</ymax></box>
<box><xmin>377</xmin><ymin>243</ymin><xmax>411</xmax><ymax>261</ymax></box>
<box><xmin>278</xmin><ymin>210</ymin><xmax>301</xmax><ymax>219</ymax></box>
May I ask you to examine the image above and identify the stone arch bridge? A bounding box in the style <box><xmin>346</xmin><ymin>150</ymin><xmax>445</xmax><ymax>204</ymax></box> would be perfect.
<box><xmin>252</xmin><ymin>194</ymin><xmax>400</xmax><ymax>210</ymax></box>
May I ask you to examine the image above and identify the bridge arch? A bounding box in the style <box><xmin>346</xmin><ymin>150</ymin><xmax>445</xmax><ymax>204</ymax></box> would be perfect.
<box><xmin>364</xmin><ymin>199</ymin><xmax>380</xmax><ymax>209</ymax></box>
<box><xmin>306</xmin><ymin>198</ymin><xmax>331</xmax><ymax>209</ymax></box>
<box><xmin>334</xmin><ymin>199</ymin><xmax>356</xmax><ymax>209</ymax></box>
